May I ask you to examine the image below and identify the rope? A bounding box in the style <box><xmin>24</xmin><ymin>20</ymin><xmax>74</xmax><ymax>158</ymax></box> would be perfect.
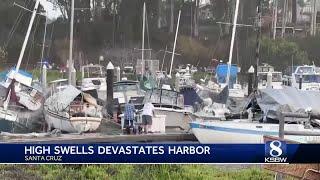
<box><xmin>4</xmin><ymin>0</ymin><xmax>31</xmax><ymax>48</ymax></box>
<box><xmin>46</xmin><ymin>22</ymin><xmax>55</xmax><ymax>58</ymax></box>
<box><xmin>26</xmin><ymin>14</ymin><xmax>40</xmax><ymax>70</ymax></box>
<box><xmin>145</xmin><ymin>8</ymin><xmax>151</xmax><ymax>59</ymax></box>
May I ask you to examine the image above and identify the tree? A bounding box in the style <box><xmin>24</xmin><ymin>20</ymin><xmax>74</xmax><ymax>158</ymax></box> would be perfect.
<box><xmin>259</xmin><ymin>37</ymin><xmax>309</xmax><ymax>71</ymax></box>
<box><xmin>295</xmin><ymin>35</ymin><xmax>320</xmax><ymax>64</ymax></box>
<box><xmin>169</xmin><ymin>0</ymin><xmax>174</xmax><ymax>33</ymax></box>
<box><xmin>193</xmin><ymin>0</ymin><xmax>199</xmax><ymax>37</ymax></box>
<box><xmin>210</xmin><ymin>0</ymin><xmax>230</xmax><ymax>36</ymax></box>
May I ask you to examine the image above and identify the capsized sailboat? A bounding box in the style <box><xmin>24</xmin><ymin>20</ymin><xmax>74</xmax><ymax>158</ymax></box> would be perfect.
<box><xmin>0</xmin><ymin>0</ymin><xmax>45</xmax><ymax>133</ymax></box>
<box><xmin>44</xmin><ymin>85</ymin><xmax>103</xmax><ymax>133</ymax></box>
<box><xmin>0</xmin><ymin>69</ymin><xmax>44</xmax><ymax>133</ymax></box>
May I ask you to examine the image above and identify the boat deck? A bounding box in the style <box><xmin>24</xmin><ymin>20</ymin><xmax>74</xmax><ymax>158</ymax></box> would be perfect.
<box><xmin>0</xmin><ymin>132</ymin><xmax>197</xmax><ymax>144</ymax></box>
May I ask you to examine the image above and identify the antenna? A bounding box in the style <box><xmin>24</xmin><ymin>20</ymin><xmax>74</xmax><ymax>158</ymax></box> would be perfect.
<box><xmin>68</xmin><ymin>0</ymin><xmax>75</xmax><ymax>86</ymax></box>
<box><xmin>169</xmin><ymin>10</ymin><xmax>181</xmax><ymax>78</ymax></box>
<box><xmin>141</xmin><ymin>2</ymin><xmax>146</xmax><ymax>76</ymax></box>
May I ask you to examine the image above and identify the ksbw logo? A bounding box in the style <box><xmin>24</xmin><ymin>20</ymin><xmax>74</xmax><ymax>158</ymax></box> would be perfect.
<box><xmin>265</xmin><ymin>140</ymin><xmax>287</xmax><ymax>163</ymax></box>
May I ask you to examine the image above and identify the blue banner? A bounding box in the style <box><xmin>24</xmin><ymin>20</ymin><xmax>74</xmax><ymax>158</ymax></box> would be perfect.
<box><xmin>0</xmin><ymin>142</ymin><xmax>320</xmax><ymax>163</ymax></box>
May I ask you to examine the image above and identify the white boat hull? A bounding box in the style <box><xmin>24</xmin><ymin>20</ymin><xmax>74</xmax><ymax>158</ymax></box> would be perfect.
<box><xmin>17</xmin><ymin>91</ymin><xmax>42</xmax><ymax>111</ymax></box>
<box><xmin>45</xmin><ymin>108</ymin><xmax>102</xmax><ymax>133</ymax></box>
<box><xmin>0</xmin><ymin>107</ymin><xmax>43</xmax><ymax>133</ymax></box>
<box><xmin>154</xmin><ymin>107</ymin><xmax>190</xmax><ymax>130</ymax></box>
<box><xmin>190</xmin><ymin>120</ymin><xmax>320</xmax><ymax>143</ymax></box>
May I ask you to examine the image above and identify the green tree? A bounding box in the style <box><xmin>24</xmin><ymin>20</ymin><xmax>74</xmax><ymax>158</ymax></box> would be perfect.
<box><xmin>259</xmin><ymin>37</ymin><xmax>309</xmax><ymax>71</ymax></box>
<box><xmin>295</xmin><ymin>35</ymin><xmax>320</xmax><ymax>65</ymax></box>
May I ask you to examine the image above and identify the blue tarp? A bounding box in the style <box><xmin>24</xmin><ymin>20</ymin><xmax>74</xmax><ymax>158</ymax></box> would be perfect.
<box><xmin>216</xmin><ymin>64</ymin><xmax>238</xmax><ymax>78</ymax></box>
<box><xmin>215</xmin><ymin>64</ymin><xmax>238</xmax><ymax>85</ymax></box>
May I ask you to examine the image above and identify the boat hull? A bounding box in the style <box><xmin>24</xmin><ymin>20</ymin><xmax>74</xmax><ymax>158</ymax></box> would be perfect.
<box><xmin>0</xmin><ymin>118</ymin><xmax>30</xmax><ymax>133</ymax></box>
<box><xmin>45</xmin><ymin>108</ymin><xmax>102</xmax><ymax>133</ymax></box>
<box><xmin>0</xmin><ymin>107</ymin><xmax>43</xmax><ymax>133</ymax></box>
<box><xmin>190</xmin><ymin>121</ymin><xmax>320</xmax><ymax>143</ymax></box>
<box><xmin>155</xmin><ymin>108</ymin><xmax>190</xmax><ymax>130</ymax></box>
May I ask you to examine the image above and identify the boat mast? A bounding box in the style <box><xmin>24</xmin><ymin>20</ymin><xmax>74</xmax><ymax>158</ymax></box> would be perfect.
<box><xmin>225</xmin><ymin>0</ymin><xmax>239</xmax><ymax>87</ymax></box>
<box><xmin>254</xmin><ymin>0</ymin><xmax>262</xmax><ymax>90</ymax></box>
<box><xmin>40</xmin><ymin>15</ymin><xmax>47</xmax><ymax>66</ymax></box>
<box><xmin>169</xmin><ymin>10</ymin><xmax>181</xmax><ymax>78</ymax></box>
<box><xmin>40</xmin><ymin>13</ymin><xmax>48</xmax><ymax>83</ymax></box>
<box><xmin>15</xmin><ymin>0</ymin><xmax>40</xmax><ymax>74</ymax></box>
<box><xmin>141</xmin><ymin>2</ymin><xmax>146</xmax><ymax>76</ymax></box>
<box><xmin>68</xmin><ymin>0</ymin><xmax>76</xmax><ymax>85</ymax></box>
<box><xmin>272</xmin><ymin>0</ymin><xmax>278</xmax><ymax>40</ymax></box>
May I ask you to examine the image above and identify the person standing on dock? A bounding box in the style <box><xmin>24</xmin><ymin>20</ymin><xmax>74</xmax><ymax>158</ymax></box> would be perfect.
<box><xmin>142</xmin><ymin>101</ymin><xmax>155</xmax><ymax>133</ymax></box>
<box><xmin>124</xmin><ymin>101</ymin><xmax>136</xmax><ymax>130</ymax></box>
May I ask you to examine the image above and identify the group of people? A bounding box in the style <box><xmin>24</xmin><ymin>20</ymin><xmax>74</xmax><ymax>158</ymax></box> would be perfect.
<box><xmin>122</xmin><ymin>101</ymin><xmax>155</xmax><ymax>134</ymax></box>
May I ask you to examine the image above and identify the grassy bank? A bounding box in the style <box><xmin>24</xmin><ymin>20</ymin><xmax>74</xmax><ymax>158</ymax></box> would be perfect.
<box><xmin>0</xmin><ymin>164</ymin><xmax>278</xmax><ymax>180</ymax></box>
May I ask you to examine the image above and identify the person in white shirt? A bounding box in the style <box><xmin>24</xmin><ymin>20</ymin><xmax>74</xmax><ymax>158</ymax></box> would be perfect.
<box><xmin>142</xmin><ymin>102</ymin><xmax>155</xmax><ymax>133</ymax></box>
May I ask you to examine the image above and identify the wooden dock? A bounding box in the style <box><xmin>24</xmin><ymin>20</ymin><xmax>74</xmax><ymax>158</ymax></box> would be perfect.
<box><xmin>0</xmin><ymin>133</ymin><xmax>197</xmax><ymax>144</ymax></box>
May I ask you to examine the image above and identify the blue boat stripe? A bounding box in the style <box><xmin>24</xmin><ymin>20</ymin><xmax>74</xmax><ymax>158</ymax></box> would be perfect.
<box><xmin>190</xmin><ymin>122</ymin><xmax>278</xmax><ymax>135</ymax></box>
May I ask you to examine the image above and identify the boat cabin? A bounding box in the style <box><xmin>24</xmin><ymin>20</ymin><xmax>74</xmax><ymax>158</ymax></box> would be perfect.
<box><xmin>81</xmin><ymin>64</ymin><xmax>105</xmax><ymax>79</ymax></box>
<box><xmin>284</xmin><ymin>65</ymin><xmax>320</xmax><ymax>91</ymax></box>
<box><xmin>144</xmin><ymin>88</ymin><xmax>184</xmax><ymax>109</ymax></box>
<box><xmin>113</xmin><ymin>80</ymin><xmax>145</xmax><ymax>107</ymax></box>
<box><xmin>257</xmin><ymin>64</ymin><xmax>283</xmax><ymax>89</ymax></box>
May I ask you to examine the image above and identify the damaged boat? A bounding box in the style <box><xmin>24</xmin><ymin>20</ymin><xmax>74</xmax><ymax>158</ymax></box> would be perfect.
<box><xmin>191</xmin><ymin>87</ymin><xmax>320</xmax><ymax>143</ymax></box>
<box><xmin>0</xmin><ymin>69</ymin><xmax>44</xmax><ymax>133</ymax></box>
<box><xmin>0</xmin><ymin>0</ymin><xmax>45</xmax><ymax>133</ymax></box>
<box><xmin>44</xmin><ymin>85</ymin><xmax>103</xmax><ymax>133</ymax></box>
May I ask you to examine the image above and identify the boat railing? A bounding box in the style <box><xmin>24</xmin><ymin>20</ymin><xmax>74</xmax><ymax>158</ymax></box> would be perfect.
<box><xmin>277</xmin><ymin>111</ymin><xmax>320</xmax><ymax>138</ymax></box>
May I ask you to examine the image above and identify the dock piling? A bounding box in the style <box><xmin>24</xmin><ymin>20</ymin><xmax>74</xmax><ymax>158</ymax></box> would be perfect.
<box><xmin>41</xmin><ymin>64</ymin><xmax>47</xmax><ymax>91</ymax></box>
<box><xmin>248</xmin><ymin>66</ymin><xmax>254</xmax><ymax>95</ymax></box>
<box><xmin>267</xmin><ymin>72</ymin><xmax>272</xmax><ymax>88</ymax></box>
<box><xmin>106</xmin><ymin>62</ymin><xmax>114</xmax><ymax>118</ymax></box>
<box><xmin>115</xmin><ymin>66</ymin><xmax>121</xmax><ymax>82</ymax></box>
<box><xmin>299</xmin><ymin>75</ymin><xmax>302</xmax><ymax>89</ymax></box>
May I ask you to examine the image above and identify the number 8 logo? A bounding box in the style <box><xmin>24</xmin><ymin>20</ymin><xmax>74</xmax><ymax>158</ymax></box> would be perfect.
<box><xmin>269</xmin><ymin>140</ymin><xmax>283</xmax><ymax>157</ymax></box>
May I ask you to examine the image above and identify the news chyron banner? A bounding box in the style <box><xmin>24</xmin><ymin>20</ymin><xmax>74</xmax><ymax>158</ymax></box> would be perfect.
<box><xmin>0</xmin><ymin>142</ymin><xmax>319</xmax><ymax>163</ymax></box>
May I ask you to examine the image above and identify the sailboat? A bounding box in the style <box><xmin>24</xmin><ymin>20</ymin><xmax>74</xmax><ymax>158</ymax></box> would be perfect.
<box><xmin>44</xmin><ymin>0</ymin><xmax>102</xmax><ymax>133</ymax></box>
<box><xmin>44</xmin><ymin>85</ymin><xmax>102</xmax><ymax>133</ymax></box>
<box><xmin>0</xmin><ymin>0</ymin><xmax>44</xmax><ymax>133</ymax></box>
